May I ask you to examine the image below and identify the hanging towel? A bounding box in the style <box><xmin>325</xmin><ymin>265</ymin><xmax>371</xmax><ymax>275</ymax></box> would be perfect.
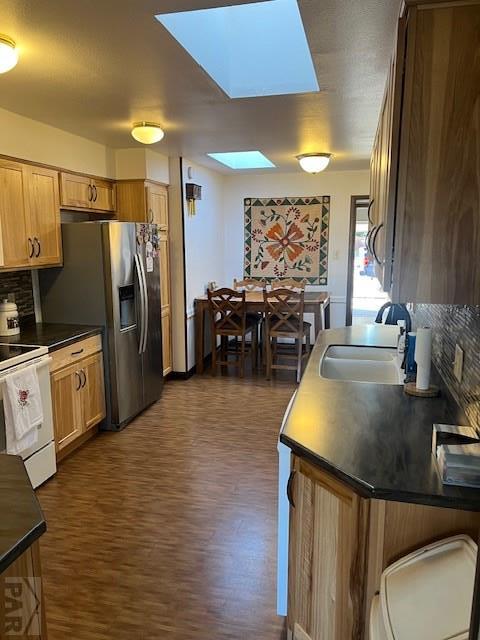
<box><xmin>4</xmin><ymin>364</ymin><xmax>43</xmax><ymax>455</ymax></box>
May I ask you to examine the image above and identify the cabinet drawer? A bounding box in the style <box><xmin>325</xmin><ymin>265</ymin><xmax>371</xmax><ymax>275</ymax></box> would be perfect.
<box><xmin>50</xmin><ymin>334</ymin><xmax>102</xmax><ymax>373</ymax></box>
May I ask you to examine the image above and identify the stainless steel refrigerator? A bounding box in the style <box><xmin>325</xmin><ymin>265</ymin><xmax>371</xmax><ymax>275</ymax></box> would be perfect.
<box><xmin>40</xmin><ymin>222</ymin><xmax>163</xmax><ymax>430</ymax></box>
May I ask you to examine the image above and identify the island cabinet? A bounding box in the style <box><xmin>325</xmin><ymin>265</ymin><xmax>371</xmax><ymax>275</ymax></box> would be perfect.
<box><xmin>116</xmin><ymin>180</ymin><xmax>172</xmax><ymax>375</ymax></box>
<box><xmin>0</xmin><ymin>159</ymin><xmax>62</xmax><ymax>270</ymax></box>
<box><xmin>370</xmin><ymin>0</ymin><xmax>480</xmax><ymax>304</ymax></box>
<box><xmin>287</xmin><ymin>454</ymin><xmax>480</xmax><ymax>640</ymax></box>
<box><xmin>59</xmin><ymin>172</ymin><xmax>116</xmax><ymax>213</ymax></box>
<box><xmin>50</xmin><ymin>334</ymin><xmax>106</xmax><ymax>460</ymax></box>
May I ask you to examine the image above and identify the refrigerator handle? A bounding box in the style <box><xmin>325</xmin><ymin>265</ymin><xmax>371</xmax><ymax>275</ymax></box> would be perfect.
<box><xmin>138</xmin><ymin>256</ymin><xmax>149</xmax><ymax>354</ymax></box>
<box><xmin>134</xmin><ymin>253</ymin><xmax>146</xmax><ymax>355</ymax></box>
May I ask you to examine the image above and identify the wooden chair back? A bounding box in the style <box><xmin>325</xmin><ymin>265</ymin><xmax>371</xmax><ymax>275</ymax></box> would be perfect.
<box><xmin>233</xmin><ymin>278</ymin><xmax>266</xmax><ymax>292</ymax></box>
<box><xmin>207</xmin><ymin>288</ymin><xmax>246</xmax><ymax>335</ymax></box>
<box><xmin>264</xmin><ymin>288</ymin><xmax>305</xmax><ymax>336</ymax></box>
<box><xmin>271</xmin><ymin>278</ymin><xmax>307</xmax><ymax>291</ymax></box>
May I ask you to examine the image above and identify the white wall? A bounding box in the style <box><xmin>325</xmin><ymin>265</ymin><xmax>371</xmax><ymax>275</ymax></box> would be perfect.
<box><xmin>222</xmin><ymin>170</ymin><xmax>369</xmax><ymax>327</ymax></box>
<box><xmin>183</xmin><ymin>159</ymin><xmax>226</xmax><ymax>370</ymax></box>
<box><xmin>0</xmin><ymin>107</ymin><xmax>114</xmax><ymax>177</ymax></box>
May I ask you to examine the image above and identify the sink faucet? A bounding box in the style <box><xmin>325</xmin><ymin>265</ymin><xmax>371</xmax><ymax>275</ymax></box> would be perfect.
<box><xmin>375</xmin><ymin>302</ymin><xmax>412</xmax><ymax>334</ymax></box>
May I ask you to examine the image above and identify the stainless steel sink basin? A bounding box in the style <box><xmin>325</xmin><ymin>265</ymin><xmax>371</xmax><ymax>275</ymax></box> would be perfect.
<box><xmin>320</xmin><ymin>345</ymin><xmax>403</xmax><ymax>385</ymax></box>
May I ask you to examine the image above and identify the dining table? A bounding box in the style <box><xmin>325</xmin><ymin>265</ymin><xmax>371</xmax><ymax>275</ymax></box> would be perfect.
<box><xmin>194</xmin><ymin>290</ymin><xmax>330</xmax><ymax>374</ymax></box>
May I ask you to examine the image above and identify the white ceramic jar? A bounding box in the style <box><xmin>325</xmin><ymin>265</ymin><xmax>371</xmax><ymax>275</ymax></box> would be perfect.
<box><xmin>0</xmin><ymin>299</ymin><xmax>20</xmax><ymax>336</ymax></box>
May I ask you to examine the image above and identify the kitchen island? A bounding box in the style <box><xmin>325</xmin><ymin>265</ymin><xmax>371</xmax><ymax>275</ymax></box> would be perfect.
<box><xmin>0</xmin><ymin>455</ymin><xmax>47</xmax><ymax>638</ymax></box>
<box><xmin>280</xmin><ymin>325</ymin><xmax>480</xmax><ymax>639</ymax></box>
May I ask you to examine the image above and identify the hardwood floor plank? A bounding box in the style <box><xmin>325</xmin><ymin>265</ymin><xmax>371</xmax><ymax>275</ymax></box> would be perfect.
<box><xmin>37</xmin><ymin>373</ymin><xmax>295</xmax><ymax>639</ymax></box>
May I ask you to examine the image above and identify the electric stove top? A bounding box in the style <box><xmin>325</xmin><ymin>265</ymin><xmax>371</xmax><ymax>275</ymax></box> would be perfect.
<box><xmin>0</xmin><ymin>343</ymin><xmax>48</xmax><ymax>372</ymax></box>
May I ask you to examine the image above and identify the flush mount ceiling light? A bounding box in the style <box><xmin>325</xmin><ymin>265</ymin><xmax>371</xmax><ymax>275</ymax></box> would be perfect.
<box><xmin>131</xmin><ymin>122</ymin><xmax>165</xmax><ymax>145</ymax></box>
<box><xmin>296</xmin><ymin>153</ymin><xmax>331</xmax><ymax>174</ymax></box>
<box><xmin>0</xmin><ymin>35</ymin><xmax>19</xmax><ymax>74</ymax></box>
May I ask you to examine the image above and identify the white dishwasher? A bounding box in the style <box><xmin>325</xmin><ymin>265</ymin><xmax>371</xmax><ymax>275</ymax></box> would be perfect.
<box><xmin>277</xmin><ymin>389</ymin><xmax>297</xmax><ymax>617</ymax></box>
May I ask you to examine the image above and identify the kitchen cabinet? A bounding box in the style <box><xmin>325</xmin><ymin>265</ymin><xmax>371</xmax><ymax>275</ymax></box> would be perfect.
<box><xmin>50</xmin><ymin>334</ymin><xmax>106</xmax><ymax>459</ymax></box>
<box><xmin>0</xmin><ymin>159</ymin><xmax>62</xmax><ymax>270</ymax></box>
<box><xmin>371</xmin><ymin>0</ymin><xmax>480</xmax><ymax>303</ymax></box>
<box><xmin>287</xmin><ymin>456</ymin><xmax>369</xmax><ymax>640</ymax></box>
<box><xmin>116</xmin><ymin>180</ymin><xmax>172</xmax><ymax>375</ymax></box>
<box><xmin>287</xmin><ymin>454</ymin><xmax>480</xmax><ymax>639</ymax></box>
<box><xmin>59</xmin><ymin>172</ymin><xmax>115</xmax><ymax>213</ymax></box>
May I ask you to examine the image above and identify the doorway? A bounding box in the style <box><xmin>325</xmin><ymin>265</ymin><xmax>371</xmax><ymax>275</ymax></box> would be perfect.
<box><xmin>346</xmin><ymin>195</ymin><xmax>390</xmax><ymax>326</ymax></box>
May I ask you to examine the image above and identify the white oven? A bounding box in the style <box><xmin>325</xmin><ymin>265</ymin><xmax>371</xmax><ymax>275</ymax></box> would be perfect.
<box><xmin>0</xmin><ymin>347</ymin><xmax>56</xmax><ymax>488</ymax></box>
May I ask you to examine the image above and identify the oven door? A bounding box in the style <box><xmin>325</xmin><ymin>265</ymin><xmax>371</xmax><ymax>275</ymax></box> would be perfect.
<box><xmin>0</xmin><ymin>355</ymin><xmax>54</xmax><ymax>460</ymax></box>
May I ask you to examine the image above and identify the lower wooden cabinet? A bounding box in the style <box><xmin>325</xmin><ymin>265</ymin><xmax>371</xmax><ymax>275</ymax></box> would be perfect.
<box><xmin>287</xmin><ymin>456</ymin><xmax>368</xmax><ymax>640</ymax></box>
<box><xmin>50</xmin><ymin>337</ymin><xmax>106</xmax><ymax>458</ymax></box>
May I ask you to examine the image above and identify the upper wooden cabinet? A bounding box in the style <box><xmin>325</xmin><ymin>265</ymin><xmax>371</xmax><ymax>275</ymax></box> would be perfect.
<box><xmin>371</xmin><ymin>1</ymin><xmax>480</xmax><ymax>304</ymax></box>
<box><xmin>60</xmin><ymin>172</ymin><xmax>115</xmax><ymax>213</ymax></box>
<box><xmin>0</xmin><ymin>159</ymin><xmax>62</xmax><ymax>269</ymax></box>
<box><xmin>116</xmin><ymin>180</ymin><xmax>168</xmax><ymax>227</ymax></box>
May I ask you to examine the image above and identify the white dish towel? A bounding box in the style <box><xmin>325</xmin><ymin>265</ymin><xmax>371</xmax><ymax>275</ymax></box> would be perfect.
<box><xmin>4</xmin><ymin>364</ymin><xmax>43</xmax><ymax>455</ymax></box>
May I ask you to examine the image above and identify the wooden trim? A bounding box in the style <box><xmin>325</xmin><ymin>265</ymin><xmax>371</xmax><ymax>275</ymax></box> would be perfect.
<box><xmin>115</xmin><ymin>178</ymin><xmax>169</xmax><ymax>188</ymax></box>
<box><xmin>179</xmin><ymin>157</ymin><xmax>189</xmax><ymax>371</ymax></box>
<box><xmin>345</xmin><ymin>195</ymin><xmax>369</xmax><ymax>326</ymax></box>
<box><xmin>0</xmin><ymin>152</ymin><xmax>114</xmax><ymax>184</ymax></box>
<box><xmin>364</xmin><ymin>499</ymin><xmax>386</xmax><ymax>636</ymax></box>
<box><xmin>297</xmin><ymin>457</ymin><xmax>355</xmax><ymax>505</ymax></box>
<box><xmin>405</xmin><ymin>0</ymin><xmax>480</xmax><ymax>7</ymax></box>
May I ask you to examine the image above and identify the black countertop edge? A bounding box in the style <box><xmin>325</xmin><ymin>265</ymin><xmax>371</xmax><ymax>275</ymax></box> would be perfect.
<box><xmin>3</xmin><ymin>323</ymin><xmax>103</xmax><ymax>352</ymax></box>
<box><xmin>0</xmin><ymin>520</ymin><xmax>47</xmax><ymax>574</ymax></box>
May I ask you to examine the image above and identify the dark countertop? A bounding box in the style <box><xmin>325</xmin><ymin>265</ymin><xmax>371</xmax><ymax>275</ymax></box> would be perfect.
<box><xmin>280</xmin><ymin>324</ymin><xmax>480</xmax><ymax>511</ymax></box>
<box><xmin>3</xmin><ymin>322</ymin><xmax>102</xmax><ymax>352</ymax></box>
<box><xmin>0</xmin><ymin>455</ymin><xmax>46</xmax><ymax>573</ymax></box>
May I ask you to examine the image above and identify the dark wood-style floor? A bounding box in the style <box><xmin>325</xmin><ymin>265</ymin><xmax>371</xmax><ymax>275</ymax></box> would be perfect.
<box><xmin>37</xmin><ymin>372</ymin><xmax>296</xmax><ymax>639</ymax></box>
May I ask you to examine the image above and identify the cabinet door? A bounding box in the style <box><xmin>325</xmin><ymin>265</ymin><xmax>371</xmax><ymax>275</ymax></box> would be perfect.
<box><xmin>0</xmin><ymin>160</ymin><xmax>30</xmax><ymax>268</ymax></box>
<box><xmin>92</xmin><ymin>179</ymin><xmax>115</xmax><ymax>212</ymax></box>
<box><xmin>51</xmin><ymin>364</ymin><xmax>83</xmax><ymax>452</ymax></box>
<box><xmin>25</xmin><ymin>165</ymin><xmax>62</xmax><ymax>266</ymax></box>
<box><xmin>288</xmin><ymin>457</ymin><xmax>368</xmax><ymax>640</ymax></box>
<box><xmin>147</xmin><ymin>184</ymin><xmax>168</xmax><ymax>229</ymax></box>
<box><xmin>60</xmin><ymin>172</ymin><xmax>92</xmax><ymax>209</ymax></box>
<box><xmin>81</xmin><ymin>351</ymin><xmax>106</xmax><ymax>430</ymax></box>
<box><xmin>393</xmin><ymin>4</ymin><xmax>480</xmax><ymax>303</ymax></box>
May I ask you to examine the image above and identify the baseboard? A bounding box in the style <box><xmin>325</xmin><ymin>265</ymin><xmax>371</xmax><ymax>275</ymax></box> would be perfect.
<box><xmin>169</xmin><ymin>353</ymin><xmax>212</xmax><ymax>380</ymax></box>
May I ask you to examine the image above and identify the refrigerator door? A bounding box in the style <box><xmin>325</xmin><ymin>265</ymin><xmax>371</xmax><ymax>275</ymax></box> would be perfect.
<box><xmin>137</xmin><ymin>223</ymin><xmax>163</xmax><ymax>407</ymax></box>
<box><xmin>104</xmin><ymin>223</ymin><xmax>144</xmax><ymax>426</ymax></box>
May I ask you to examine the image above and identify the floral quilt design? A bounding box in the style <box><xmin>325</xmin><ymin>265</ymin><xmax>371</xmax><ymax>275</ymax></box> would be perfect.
<box><xmin>244</xmin><ymin>196</ymin><xmax>329</xmax><ymax>284</ymax></box>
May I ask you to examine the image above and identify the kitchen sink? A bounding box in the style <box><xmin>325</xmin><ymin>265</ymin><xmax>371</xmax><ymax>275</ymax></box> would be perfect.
<box><xmin>320</xmin><ymin>345</ymin><xmax>404</xmax><ymax>385</ymax></box>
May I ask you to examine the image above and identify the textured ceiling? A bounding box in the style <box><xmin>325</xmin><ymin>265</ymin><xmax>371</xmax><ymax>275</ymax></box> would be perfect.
<box><xmin>0</xmin><ymin>0</ymin><xmax>399</xmax><ymax>173</ymax></box>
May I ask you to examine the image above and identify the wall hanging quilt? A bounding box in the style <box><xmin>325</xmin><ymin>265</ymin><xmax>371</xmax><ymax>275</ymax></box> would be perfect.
<box><xmin>244</xmin><ymin>196</ymin><xmax>330</xmax><ymax>284</ymax></box>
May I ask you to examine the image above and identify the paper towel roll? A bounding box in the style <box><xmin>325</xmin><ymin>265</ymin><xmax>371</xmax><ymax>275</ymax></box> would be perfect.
<box><xmin>415</xmin><ymin>327</ymin><xmax>432</xmax><ymax>390</ymax></box>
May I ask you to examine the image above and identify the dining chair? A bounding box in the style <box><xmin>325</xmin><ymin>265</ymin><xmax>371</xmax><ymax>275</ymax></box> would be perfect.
<box><xmin>263</xmin><ymin>288</ymin><xmax>311</xmax><ymax>383</ymax></box>
<box><xmin>271</xmin><ymin>278</ymin><xmax>307</xmax><ymax>291</ymax></box>
<box><xmin>233</xmin><ymin>278</ymin><xmax>266</xmax><ymax>292</ymax></box>
<box><xmin>233</xmin><ymin>278</ymin><xmax>266</xmax><ymax>360</ymax></box>
<box><xmin>208</xmin><ymin>288</ymin><xmax>260</xmax><ymax>377</ymax></box>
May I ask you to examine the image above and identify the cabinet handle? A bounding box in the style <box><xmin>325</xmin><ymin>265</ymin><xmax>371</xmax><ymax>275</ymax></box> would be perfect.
<box><xmin>367</xmin><ymin>198</ymin><xmax>375</xmax><ymax>224</ymax></box>
<box><xmin>148</xmin><ymin>209</ymin><xmax>153</xmax><ymax>223</ymax></box>
<box><xmin>81</xmin><ymin>370</ymin><xmax>87</xmax><ymax>388</ymax></box>
<box><xmin>287</xmin><ymin>470</ymin><xmax>296</xmax><ymax>508</ymax></box>
<box><xmin>34</xmin><ymin>237</ymin><xmax>41</xmax><ymax>257</ymax></box>
<box><xmin>75</xmin><ymin>371</ymin><xmax>82</xmax><ymax>391</ymax></box>
<box><xmin>93</xmin><ymin>185</ymin><xmax>97</xmax><ymax>202</ymax></box>
<box><xmin>371</xmin><ymin>223</ymin><xmax>384</xmax><ymax>266</ymax></box>
<box><xmin>71</xmin><ymin>348</ymin><xmax>84</xmax><ymax>356</ymax></box>
<box><xmin>365</xmin><ymin>226</ymin><xmax>375</xmax><ymax>255</ymax></box>
<box><xmin>28</xmin><ymin>237</ymin><xmax>34</xmax><ymax>258</ymax></box>
<box><xmin>88</xmin><ymin>184</ymin><xmax>93</xmax><ymax>202</ymax></box>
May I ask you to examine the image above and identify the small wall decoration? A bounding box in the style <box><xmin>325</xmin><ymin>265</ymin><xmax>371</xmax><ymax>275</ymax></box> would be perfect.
<box><xmin>244</xmin><ymin>196</ymin><xmax>330</xmax><ymax>284</ymax></box>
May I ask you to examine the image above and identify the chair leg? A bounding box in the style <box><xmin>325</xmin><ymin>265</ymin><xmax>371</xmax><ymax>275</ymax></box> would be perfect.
<box><xmin>211</xmin><ymin>334</ymin><xmax>217</xmax><ymax>376</ymax></box>
<box><xmin>221</xmin><ymin>335</ymin><xmax>227</xmax><ymax>362</ymax></box>
<box><xmin>296</xmin><ymin>337</ymin><xmax>303</xmax><ymax>383</ymax></box>
<box><xmin>306</xmin><ymin>330</ymin><xmax>311</xmax><ymax>354</ymax></box>
<box><xmin>266</xmin><ymin>329</ymin><xmax>272</xmax><ymax>380</ymax></box>
<box><xmin>251</xmin><ymin>328</ymin><xmax>258</xmax><ymax>370</ymax></box>
<box><xmin>240</xmin><ymin>335</ymin><xmax>246</xmax><ymax>378</ymax></box>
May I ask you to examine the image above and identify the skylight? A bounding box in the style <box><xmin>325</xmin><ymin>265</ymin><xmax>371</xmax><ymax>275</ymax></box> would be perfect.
<box><xmin>207</xmin><ymin>151</ymin><xmax>275</xmax><ymax>170</ymax></box>
<box><xmin>155</xmin><ymin>0</ymin><xmax>319</xmax><ymax>99</ymax></box>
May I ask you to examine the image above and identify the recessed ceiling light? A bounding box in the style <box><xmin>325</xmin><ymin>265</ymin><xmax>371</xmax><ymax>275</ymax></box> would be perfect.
<box><xmin>131</xmin><ymin>122</ymin><xmax>165</xmax><ymax>144</ymax></box>
<box><xmin>296</xmin><ymin>153</ymin><xmax>331</xmax><ymax>173</ymax></box>
<box><xmin>156</xmin><ymin>0</ymin><xmax>319</xmax><ymax>99</ymax></box>
<box><xmin>208</xmin><ymin>151</ymin><xmax>275</xmax><ymax>170</ymax></box>
<box><xmin>0</xmin><ymin>35</ymin><xmax>18</xmax><ymax>74</ymax></box>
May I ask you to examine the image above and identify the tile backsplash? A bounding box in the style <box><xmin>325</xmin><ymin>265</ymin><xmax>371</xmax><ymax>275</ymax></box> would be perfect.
<box><xmin>411</xmin><ymin>305</ymin><xmax>480</xmax><ymax>431</ymax></box>
<box><xmin>0</xmin><ymin>271</ymin><xmax>34</xmax><ymax>318</ymax></box>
